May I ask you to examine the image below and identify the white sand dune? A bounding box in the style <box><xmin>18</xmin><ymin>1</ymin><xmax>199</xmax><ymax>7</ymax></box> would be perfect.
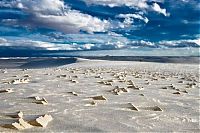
<box><xmin>0</xmin><ymin>58</ymin><xmax>199</xmax><ymax>132</ymax></box>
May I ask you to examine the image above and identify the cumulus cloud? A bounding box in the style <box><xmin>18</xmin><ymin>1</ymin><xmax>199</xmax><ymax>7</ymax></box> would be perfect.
<box><xmin>0</xmin><ymin>38</ymin><xmax>7</xmax><ymax>43</ymax></box>
<box><xmin>48</xmin><ymin>32</ymin><xmax>130</xmax><ymax>46</ymax></box>
<box><xmin>16</xmin><ymin>0</ymin><xmax>65</xmax><ymax>15</ymax></box>
<box><xmin>158</xmin><ymin>39</ymin><xmax>200</xmax><ymax>47</ymax></box>
<box><xmin>128</xmin><ymin>40</ymin><xmax>156</xmax><ymax>48</ymax></box>
<box><xmin>0</xmin><ymin>1</ymin><xmax>13</xmax><ymax>8</ymax></box>
<box><xmin>0</xmin><ymin>37</ymin><xmax>78</xmax><ymax>50</ymax></box>
<box><xmin>83</xmin><ymin>0</ymin><xmax>149</xmax><ymax>9</ymax></box>
<box><xmin>152</xmin><ymin>3</ymin><xmax>170</xmax><ymax>16</ymax></box>
<box><xmin>82</xmin><ymin>0</ymin><xmax>169</xmax><ymax>16</ymax></box>
<box><xmin>0</xmin><ymin>33</ymin><xmax>130</xmax><ymax>50</ymax></box>
<box><xmin>117</xmin><ymin>13</ymin><xmax>149</xmax><ymax>26</ymax></box>
<box><xmin>10</xmin><ymin>0</ymin><xmax>110</xmax><ymax>33</ymax></box>
<box><xmin>0</xmin><ymin>38</ymin><xmax>124</xmax><ymax>51</ymax></box>
<box><xmin>128</xmin><ymin>39</ymin><xmax>200</xmax><ymax>48</ymax></box>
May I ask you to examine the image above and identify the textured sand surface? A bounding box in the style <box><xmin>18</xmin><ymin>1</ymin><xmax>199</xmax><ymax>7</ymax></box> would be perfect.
<box><xmin>0</xmin><ymin>59</ymin><xmax>199</xmax><ymax>132</ymax></box>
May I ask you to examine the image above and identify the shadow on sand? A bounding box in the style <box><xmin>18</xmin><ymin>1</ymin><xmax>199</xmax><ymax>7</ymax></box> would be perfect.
<box><xmin>19</xmin><ymin>58</ymin><xmax>77</xmax><ymax>69</ymax></box>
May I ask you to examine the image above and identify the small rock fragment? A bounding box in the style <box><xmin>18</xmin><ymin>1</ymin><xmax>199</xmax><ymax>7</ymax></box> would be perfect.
<box><xmin>95</xmin><ymin>75</ymin><xmax>102</xmax><ymax>79</ymax></box>
<box><xmin>121</xmin><ymin>87</ymin><xmax>128</xmax><ymax>92</ymax></box>
<box><xmin>186</xmin><ymin>83</ymin><xmax>196</xmax><ymax>88</ymax></box>
<box><xmin>24</xmin><ymin>74</ymin><xmax>31</xmax><ymax>78</ymax></box>
<box><xmin>90</xmin><ymin>95</ymin><xmax>107</xmax><ymax>100</ymax></box>
<box><xmin>160</xmin><ymin>76</ymin><xmax>166</xmax><ymax>79</ymax></box>
<box><xmin>57</xmin><ymin>75</ymin><xmax>67</xmax><ymax>78</ymax></box>
<box><xmin>34</xmin><ymin>98</ymin><xmax>48</xmax><ymax>105</ymax></box>
<box><xmin>90</xmin><ymin>101</ymin><xmax>97</xmax><ymax>106</ymax></box>
<box><xmin>18</xmin><ymin>118</ymin><xmax>33</xmax><ymax>129</ymax></box>
<box><xmin>151</xmin><ymin>106</ymin><xmax>163</xmax><ymax>111</ymax></box>
<box><xmin>9</xmin><ymin>78</ymin><xmax>30</xmax><ymax>84</ymax></box>
<box><xmin>28</xmin><ymin>114</ymin><xmax>53</xmax><ymax>127</ymax></box>
<box><xmin>168</xmin><ymin>85</ymin><xmax>176</xmax><ymax>90</ymax></box>
<box><xmin>109</xmin><ymin>86</ymin><xmax>129</xmax><ymax>95</ymax></box>
<box><xmin>2</xmin><ymin>70</ymin><xmax>7</xmax><ymax>73</ymax></box>
<box><xmin>106</xmin><ymin>79</ymin><xmax>114</xmax><ymax>82</ymax></box>
<box><xmin>68</xmin><ymin>91</ymin><xmax>78</xmax><ymax>96</ymax></box>
<box><xmin>144</xmin><ymin>106</ymin><xmax>163</xmax><ymax>111</ymax></box>
<box><xmin>97</xmin><ymin>81</ymin><xmax>104</xmax><ymax>84</ymax></box>
<box><xmin>146</xmin><ymin>82</ymin><xmax>151</xmax><ymax>85</ymax></box>
<box><xmin>162</xmin><ymin>85</ymin><xmax>176</xmax><ymax>90</ymax></box>
<box><xmin>3</xmin><ymin>122</ymin><xmax>24</xmax><ymax>130</ymax></box>
<box><xmin>72</xmin><ymin>75</ymin><xmax>78</xmax><ymax>78</ymax></box>
<box><xmin>181</xmin><ymin>90</ymin><xmax>188</xmax><ymax>93</ymax></box>
<box><xmin>173</xmin><ymin>92</ymin><xmax>181</xmax><ymax>95</ymax></box>
<box><xmin>109</xmin><ymin>88</ymin><xmax>122</xmax><ymax>95</ymax></box>
<box><xmin>2</xmin><ymin>118</ymin><xmax>32</xmax><ymax>130</ymax></box>
<box><xmin>28</xmin><ymin>96</ymin><xmax>41</xmax><ymax>100</ymax></box>
<box><xmin>152</xmin><ymin>77</ymin><xmax>158</xmax><ymax>81</ymax></box>
<box><xmin>70</xmin><ymin>79</ymin><xmax>78</xmax><ymax>83</ymax></box>
<box><xmin>104</xmin><ymin>82</ymin><xmax>112</xmax><ymax>86</ymax></box>
<box><xmin>118</xmin><ymin>80</ymin><xmax>126</xmax><ymax>82</ymax></box>
<box><xmin>126</xmin><ymin>80</ymin><xmax>134</xmax><ymax>85</ymax></box>
<box><xmin>127</xmin><ymin>85</ymin><xmax>142</xmax><ymax>90</ymax></box>
<box><xmin>0</xmin><ymin>88</ymin><xmax>13</xmax><ymax>93</ymax></box>
<box><xmin>127</xmin><ymin>103</ymin><xmax>139</xmax><ymax>111</ymax></box>
<box><xmin>161</xmin><ymin>87</ymin><xmax>167</xmax><ymax>89</ymax></box>
<box><xmin>178</xmin><ymin>81</ymin><xmax>184</xmax><ymax>83</ymax></box>
<box><xmin>28</xmin><ymin>96</ymin><xmax>48</xmax><ymax>105</ymax></box>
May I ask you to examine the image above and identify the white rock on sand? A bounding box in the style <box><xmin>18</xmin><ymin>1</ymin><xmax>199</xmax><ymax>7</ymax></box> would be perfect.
<box><xmin>28</xmin><ymin>114</ymin><xmax>53</xmax><ymax>127</ymax></box>
<box><xmin>8</xmin><ymin>78</ymin><xmax>30</xmax><ymax>84</ymax></box>
<box><xmin>90</xmin><ymin>95</ymin><xmax>107</xmax><ymax>100</ymax></box>
<box><xmin>68</xmin><ymin>91</ymin><xmax>79</xmax><ymax>96</ymax></box>
<box><xmin>27</xmin><ymin>96</ymin><xmax>48</xmax><ymax>105</ymax></box>
<box><xmin>2</xmin><ymin>118</ymin><xmax>33</xmax><ymax>130</ymax></box>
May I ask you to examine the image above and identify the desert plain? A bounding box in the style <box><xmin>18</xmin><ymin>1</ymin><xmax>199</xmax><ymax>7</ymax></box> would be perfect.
<box><xmin>0</xmin><ymin>57</ymin><xmax>199</xmax><ymax>132</ymax></box>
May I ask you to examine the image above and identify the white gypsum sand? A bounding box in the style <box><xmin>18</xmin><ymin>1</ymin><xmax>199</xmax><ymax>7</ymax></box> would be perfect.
<box><xmin>0</xmin><ymin>58</ymin><xmax>199</xmax><ymax>132</ymax></box>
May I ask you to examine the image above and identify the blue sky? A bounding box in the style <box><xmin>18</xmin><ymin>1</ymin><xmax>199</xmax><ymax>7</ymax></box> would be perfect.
<box><xmin>0</xmin><ymin>0</ymin><xmax>199</xmax><ymax>54</ymax></box>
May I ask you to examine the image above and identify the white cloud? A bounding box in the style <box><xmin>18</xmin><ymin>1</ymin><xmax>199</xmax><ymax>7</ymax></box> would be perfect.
<box><xmin>0</xmin><ymin>38</ymin><xmax>7</xmax><ymax>43</ymax></box>
<box><xmin>128</xmin><ymin>39</ymin><xmax>200</xmax><ymax>48</ymax></box>
<box><xmin>128</xmin><ymin>40</ymin><xmax>156</xmax><ymax>48</ymax></box>
<box><xmin>130</xmin><ymin>39</ymin><xmax>200</xmax><ymax>48</ymax></box>
<box><xmin>49</xmin><ymin>33</ymin><xmax>130</xmax><ymax>46</ymax></box>
<box><xmin>152</xmin><ymin>3</ymin><xmax>170</xmax><ymax>16</ymax></box>
<box><xmin>82</xmin><ymin>0</ymin><xmax>169</xmax><ymax>16</ymax></box>
<box><xmin>182</xmin><ymin>20</ymin><xmax>200</xmax><ymax>25</ymax></box>
<box><xmin>0</xmin><ymin>1</ymin><xmax>13</xmax><ymax>7</ymax></box>
<box><xmin>159</xmin><ymin>39</ymin><xmax>200</xmax><ymax>47</ymax></box>
<box><xmin>16</xmin><ymin>0</ymin><xmax>65</xmax><ymax>15</ymax></box>
<box><xmin>117</xmin><ymin>13</ymin><xmax>149</xmax><ymax>26</ymax></box>
<box><xmin>0</xmin><ymin>33</ymin><xmax>130</xmax><ymax>50</ymax></box>
<box><xmin>0</xmin><ymin>38</ymin><xmax>78</xmax><ymax>50</ymax></box>
<box><xmin>81</xmin><ymin>44</ymin><xmax>95</xmax><ymax>50</ymax></box>
<box><xmin>83</xmin><ymin>0</ymin><xmax>149</xmax><ymax>9</ymax></box>
<box><xmin>12</xmin><ymin>0</ymin><xmax>110</xmax><ymax>33</ymax></box>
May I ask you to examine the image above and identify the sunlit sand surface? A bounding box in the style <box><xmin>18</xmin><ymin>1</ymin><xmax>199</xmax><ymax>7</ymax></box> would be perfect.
<box><xmin>0</xmin><ymin>58</ymin><xmax>199</xmax><ymax>132</ymax></box>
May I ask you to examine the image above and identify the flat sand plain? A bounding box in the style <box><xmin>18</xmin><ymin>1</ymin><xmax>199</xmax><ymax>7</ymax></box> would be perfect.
<box><xmin>0</xmin><ymin>58</ymin><xmax>199</xmax><ymax>132</ymax></box>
